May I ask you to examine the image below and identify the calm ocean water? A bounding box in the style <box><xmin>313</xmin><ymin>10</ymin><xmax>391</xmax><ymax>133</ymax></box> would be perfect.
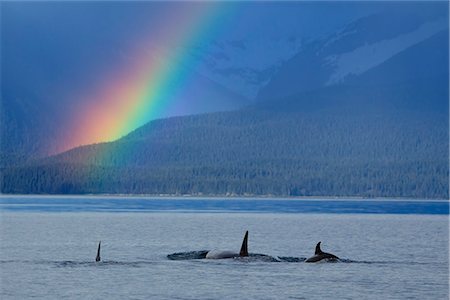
<box><xmin>0</xmin><ymin>196</ymin><xmax>448</xmax><ymax>299</ymax></box>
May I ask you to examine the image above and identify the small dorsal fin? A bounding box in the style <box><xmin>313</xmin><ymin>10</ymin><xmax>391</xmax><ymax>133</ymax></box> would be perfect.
<box><xmin>314</xmin><ymin>241</ymin><xmax>322</xmax><ymax>255</ymax></box>
<box><xmin>96</xmin><ymin>241</ymin><xmax>101</xmax><ymax>262</ymax></box>
<box><xmin>239</xmin><ymin>231</ymin><xmax>249</xmax><ymax>257</ymax></box>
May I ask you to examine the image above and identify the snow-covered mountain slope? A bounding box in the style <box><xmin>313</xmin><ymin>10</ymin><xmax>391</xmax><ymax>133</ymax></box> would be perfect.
<box><xmin>257</xmin><ymin>6</ymin><xmax>448</xmax><ymax>101</ymax></box>
<box><xmin>325</xmin><ymin>17</ymin><xmax>447</xmax><ymax>85</ymax></box>
<box><xmin>189</xmin><ymin>36</ymin><xmax>302</xmax><ymax>99</ymax></box>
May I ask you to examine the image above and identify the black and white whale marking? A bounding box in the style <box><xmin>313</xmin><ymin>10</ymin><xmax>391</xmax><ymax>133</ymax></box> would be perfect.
<box><xmin>305</xmin><ymin>241</ymin><xmax>339</xmax><ymax>263</ymax></box>
<box><xmin>95</xmin><ymin>241</ymin><xmax>101</xmax><ymax>262</ymax></box>
<box><xmin>205</xmin><ymin>231</ymin><xmax>249</xmax><ymax>259</ymax></box>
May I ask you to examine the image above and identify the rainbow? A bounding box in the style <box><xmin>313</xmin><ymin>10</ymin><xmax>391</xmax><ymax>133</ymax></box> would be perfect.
<box><xmin>60</xmin><ymin>2</ymin><xmax>234</xmax><ymax>153</ymax></box>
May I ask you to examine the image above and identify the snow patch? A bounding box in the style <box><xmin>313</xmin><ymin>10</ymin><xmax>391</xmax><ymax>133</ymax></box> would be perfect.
<box><xmin>325</xmin><ymin>18</ymin><xmax>447</xmax><ymax>85</ymax></box>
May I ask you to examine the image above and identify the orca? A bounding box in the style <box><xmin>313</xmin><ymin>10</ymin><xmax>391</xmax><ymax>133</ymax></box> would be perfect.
<box><xmin>305</xmin><ymin>241</ymin><xmax>339</xmax><ymax>263</ymax></box>
<box><xmin>95</xmin><ymin>241</ymin><xmax>101</xmax><ymax>262</ymax></box>
<box><xmin>205</xmin><ymin>231</ymin><xmax>249</xmax><ymax>259</ymax></box>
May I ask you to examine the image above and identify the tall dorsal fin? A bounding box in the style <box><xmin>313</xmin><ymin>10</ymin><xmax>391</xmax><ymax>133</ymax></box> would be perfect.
<box><xmin>239</xmin><ymin>231</ymin><xmax>249</xmax><ymax>257</ymax></box>
<box><xmin>314</xmin><ymin>241</ymin><xmax>323</xmax><ymax>255</ymax></box>
<box><xmin>96</xmin><ymin>241</ymin><xmax>101</xmax><ymax>262</ymax></box>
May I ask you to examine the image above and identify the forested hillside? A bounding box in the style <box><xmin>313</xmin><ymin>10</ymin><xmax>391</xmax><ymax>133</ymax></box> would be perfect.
<box><xmin>2</xmin><ymin>83</ymin><xmax>448</xmax><ymax>198</ymax></box>
<box><xmin>1</xmin><ymin>5</ymin><xmax>448</xmax><ymax>198</ymax></box>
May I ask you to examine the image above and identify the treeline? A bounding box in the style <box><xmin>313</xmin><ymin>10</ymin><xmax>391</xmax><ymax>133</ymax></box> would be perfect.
<box><xmin>1</xmin><ymin>160</ymin><xmax>447</xmax><ymax>198</ymax></box>
<box><xmin>1</xmin><ymin>107</ymin><xmax>448</xmax><ymax>199</ymax></box>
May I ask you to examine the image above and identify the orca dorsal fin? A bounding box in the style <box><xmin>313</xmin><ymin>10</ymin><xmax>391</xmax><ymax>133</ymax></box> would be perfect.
<box><xmin>96</xmin><ymin>241</ymin><xmax>101</xmax><ymax>262</ymax></box>
<box><xmin>239</xmin><ymin>231</ymin><xmax>249</xmax><ymax>257</ymax></box>
<box><xmin>315</xmin><ymin>241</ymin><xmax>323</xmax><ymax>255</ymax></box>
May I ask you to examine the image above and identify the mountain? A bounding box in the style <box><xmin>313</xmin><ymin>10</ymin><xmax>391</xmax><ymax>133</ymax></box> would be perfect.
<box><xmin>1</xmin><ymin>4</ymin><xmax>448</xmax><ymax>198</ymax></box>
<box><xmin>0</xmin><ymin>91</ymin><xmax>62</xmax><ymax>165</ymax></box>
<box><xmin>1</xmin><ymin>2</ymin><xmax>252</xmax><ymax>159</ymax></box>
<box><xmin>258</xmin><ymin>29</ymin><xmax>448</xmax><ymax>114</ymax></box>
<box><xmin>0</xmin><ymin>56</ymin><xmax>248</xmax><ymax>160</ymax></box>
<box><xmin>2</xmin><ymin>99</ymin><xmax>447</xmax><ymax>198</ymax></box>
<box><xmin>2</xmin><ymin>47</ymin><xmax>448</xmax><ymax>197</ymax></box>
<box><xmin>257</xmin><ymin>7</ymin><xmax>448</xmax><ymax>101</ymax></box>
<box><xmin>3</xmin><ymin>2</ymin><xmax>445</xmax><ymax>160</ymax></box>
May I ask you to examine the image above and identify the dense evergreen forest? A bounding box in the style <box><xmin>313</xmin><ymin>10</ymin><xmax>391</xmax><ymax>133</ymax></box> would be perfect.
<box><xmin>2</xmin><ymin>81</ymin><xmax>448</xmax><ymax>199</ymax></box>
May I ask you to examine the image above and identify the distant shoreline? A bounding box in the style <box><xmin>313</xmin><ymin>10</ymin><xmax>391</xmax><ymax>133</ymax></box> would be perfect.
<box><xmin>1</xmin><ymin>194</ymin><xmax>448</xmax><ymax>202</ymax></box>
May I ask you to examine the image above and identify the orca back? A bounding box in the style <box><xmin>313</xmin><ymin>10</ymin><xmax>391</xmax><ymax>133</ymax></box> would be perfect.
<box><xmin>306</xmin><ymin>241</ymin><xmax>339</xmax><ymax>263</ymax></box>
<box><xmin>239</xmin><ymin>231</ymin><xmax>249</xmax><ymax>257</ymax></box>
<box><xmin>315</xmin><ymin>242</ymin><xmax>323</xmax><ymax>255</ymax></box>
<box><xmin>95</xmin><ymin>241</ymin><xmax>101</xmax><ymax>262</ymax></box>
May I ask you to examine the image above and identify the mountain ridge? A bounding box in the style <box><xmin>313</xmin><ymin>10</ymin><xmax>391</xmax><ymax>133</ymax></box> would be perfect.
<box><xmin>1</xmin><ymin>4</ymin><xmax>448</xmax><ymax>198</ymax></box>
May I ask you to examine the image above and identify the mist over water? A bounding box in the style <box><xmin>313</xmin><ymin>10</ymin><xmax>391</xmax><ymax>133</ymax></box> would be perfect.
<box><xmin>0</xmin><ymin>197</ymin><xmax>448</xmax><ymax>299</ymax></box>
